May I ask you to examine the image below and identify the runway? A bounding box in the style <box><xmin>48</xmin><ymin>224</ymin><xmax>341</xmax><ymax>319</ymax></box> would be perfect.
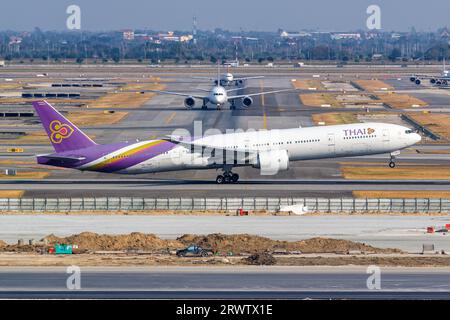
<box><xmin>1</xmin><ymin>266</ymin><xmax>449</xmax><ymax>299</ymax></box>
<box><xmin>3</xmin><ymin>178</ymin><xmax>450</xmax><ymax>198</ymax></box>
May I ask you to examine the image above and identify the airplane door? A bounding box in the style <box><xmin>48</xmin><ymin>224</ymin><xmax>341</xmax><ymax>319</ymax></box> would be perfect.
<box><xmin>382</xmin><ymin>129</ymin><xmax>390</xmax><ymax>141</ymax></box>
<box><xmin>327</xmin><ymin>133</ymin><xmax>335</xmax><ymax>155</ymax></box>
<box><xmin>382</xmin><ymin>129</ymin><xmax>390</xmax><ymax>146</ymax></box>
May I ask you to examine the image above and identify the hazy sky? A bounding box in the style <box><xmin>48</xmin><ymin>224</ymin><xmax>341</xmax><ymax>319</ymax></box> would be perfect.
<box><xmin>1</xmin><ymin>0</ymin><xmax>449</xmax><ymax>32</ymax></box>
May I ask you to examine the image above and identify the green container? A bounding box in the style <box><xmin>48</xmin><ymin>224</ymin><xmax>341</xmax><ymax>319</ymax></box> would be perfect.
<box><xmin>54</xmin><ymin>244</ymin><xmax>73</xmax><ymax>254</ymax></box>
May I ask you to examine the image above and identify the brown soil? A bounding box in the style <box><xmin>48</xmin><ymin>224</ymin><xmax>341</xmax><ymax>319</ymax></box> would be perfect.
<box><xmin>353</xmin><ymin>80</ymin><xmax>393</xmax><ymax>91</ymax></box>
<box><xmin>277</xmin><ymin>256</ymin><xmax>450</xmax><ymax>267</ymax></box>
<box><xmin>377</xmin><ymin>93</ymin><xmax>428</xmax><ymax>108</ymax></box>
<box><xmin>353</xmin><ymin>190</ymin><xmax>450</xmax><ymax>199</ymax></box>
<box><xmin>1</xmin><ymin>253</ymin><xmax>449</xmax><ymax>267</ymax></box>
<box><xmin>407</xmin><ymin>113</ymin><xmax>450</xmax><ymax>140</ymax></box>
<box><xmin>300</xmin><ymin>93</ymin><xmax>339</xmax><ymax>107</ymax></box>
<box><xmin>43</xmin><ymin>232</ymin><xmax>183</xmax><ymax>252</ymax></box>
<box><xmin>244</xmin><ymin>253</ymin><xmax>277</xmax><ymax>265</ymax></box>
<box><xmin>0</xmin><ymin>232</ymin><xmax>401</xmax><ymax>255</ymax></box>
<box><xmin>312</xmin><ymin>112</ymin><xmax>359</xmax><ymax>125</ymax></box>
<box><xmin>177</xmin><ymin>234</ymin><xmax>400</xmax><ymax>254</ymax></box>
<box><xmin>0</xmin><ymin>190</ymin><xmax>24</xmax><ymax>198</ymax></box>
<box><xmin>291</xmin><ymin>79</ymin><xmax>324</xmax><ymax>90</ymax></box>
<box><xmin>341</xmin><ymin>166</ymin><xmax>450</xmax><ymax>180</ymax></box>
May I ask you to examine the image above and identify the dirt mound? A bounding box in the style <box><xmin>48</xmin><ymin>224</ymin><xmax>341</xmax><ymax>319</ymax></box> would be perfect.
<box><xmin>244</xmin><ymin>253</ymin><xmax>277</xmax><ymax>265</ymax></box>
<box><xmin>177</xmin><ymin>234</ymin><xmax>400</xmax><ymax>254</ymax></box>
<box><xmin>177</xmin><ymin>233</ymin><xmax>278</xmax><ymax>254</ymax></box>
<box><xmin>295</xmin><ymin>237</ymin><xmax>400</xmax><ymax>254</ymax></box>
<box><xmin>43</xmin><ymin>232</ymin><xmax>184</xmax><ymax>252</ymax></box>
<box><xmin>0</xmin><ymin>232</ymin><xmax>401</xmax><ymax>255</ymax></box>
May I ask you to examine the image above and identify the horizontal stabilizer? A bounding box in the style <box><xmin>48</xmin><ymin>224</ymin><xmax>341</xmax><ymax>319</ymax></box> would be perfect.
<box><xmin>38</xmin><ymin>154</ymin><xmax>86</xmax><ymax>163</ymax></box>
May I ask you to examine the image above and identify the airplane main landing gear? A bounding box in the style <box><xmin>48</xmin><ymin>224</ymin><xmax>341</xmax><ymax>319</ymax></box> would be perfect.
<box><xmin>216</xmin><ymin>172</ymin><xmax>239</xmax><ymax>184</ymax></box>
<box><xmin>202</xmin><ymin>99</ymin><xmax>208</xmax><ymax>110</ymax></box>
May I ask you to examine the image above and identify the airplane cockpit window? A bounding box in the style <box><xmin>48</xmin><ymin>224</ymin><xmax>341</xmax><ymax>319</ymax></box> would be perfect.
<box><xmin>405</xmin><ymin>130</ymin><xmax>414</xmax><ymax>134</ymax></box>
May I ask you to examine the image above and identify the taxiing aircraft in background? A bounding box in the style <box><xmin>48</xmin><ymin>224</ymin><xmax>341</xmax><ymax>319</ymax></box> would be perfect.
<box><xmin>410</xmin><ymin>58</ymin><xmax>450</xmax><ymax>86</ymax></box>
<box><xmin>149</xmin><ymin>81</ymin><xmax>291</xmax><ymax>110</ymax></box>
<box><xmin>193</xmin><ymin>73</ymin><xmax>264</xmax><ymax>86</ymax></box>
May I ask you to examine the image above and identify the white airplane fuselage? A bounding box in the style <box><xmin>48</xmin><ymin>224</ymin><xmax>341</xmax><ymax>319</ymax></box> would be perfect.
<box><xmin>118</xmin><ymin>122</ymin><xmax>421</xmax><ymax>174</ymax></box>
<box><xmin>207</xmin><ymin>85</ymin><xmax>228</xmax><ymax>105</ymax></box>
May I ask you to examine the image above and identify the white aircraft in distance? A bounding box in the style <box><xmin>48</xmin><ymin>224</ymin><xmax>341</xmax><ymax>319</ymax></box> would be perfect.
<box><xmin>149</xmin><ymin>80</ymin><xmax>292</xmax><ymax>110</ymax></box>
<box><xmin>33</xmin><ymin>101</ymin><xmax>422</xmax><ymax>184</ymax></box>
<box><xmin>410</xmin><ymin>58</ymin><xmax>450</xmax><ymax>86</ymax></box>
<box><xmin>193</xmin><ymin>72</ymin><xmax>264</xmax><ymax>86</ymax></box>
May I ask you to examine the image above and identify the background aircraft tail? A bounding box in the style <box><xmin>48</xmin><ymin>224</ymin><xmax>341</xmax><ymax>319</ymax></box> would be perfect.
<box><xmin>32</xmin><ymin>100</ymin><xmax>97</xmax><ymax>153</ymax></box>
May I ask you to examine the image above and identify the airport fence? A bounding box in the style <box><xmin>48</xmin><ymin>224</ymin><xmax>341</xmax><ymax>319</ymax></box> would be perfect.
<box><xmin>0</xmin><ymin>197</ymin><xmax>450</xmax><ymax>213</ymax></box>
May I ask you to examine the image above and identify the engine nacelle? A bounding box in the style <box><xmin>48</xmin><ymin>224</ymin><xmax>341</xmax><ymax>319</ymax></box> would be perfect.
<box><xmin>253</xmin><ymin>150</ymin><xmax>289</xmax><ymax>175</ymax></box>
<box><xmin>184</xmin><ymin>96</ymin><xmax>195</xmax><ymax>109</ymax></box>
<box><xmin>242</xmin><ymin>96</ymin><xmax>253</xmax><ymax>107</ymax></box>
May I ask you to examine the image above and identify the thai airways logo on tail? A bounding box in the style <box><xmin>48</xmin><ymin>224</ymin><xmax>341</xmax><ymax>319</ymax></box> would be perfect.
<box><xmin>49</xmin><ymin>120</ymin><xmax>74</xmax><ymax>143</ymax></box>
<box><xmin>32</xmin><ymin>100</ymin><xmax>97</xmax><ymax>153</ymax></box>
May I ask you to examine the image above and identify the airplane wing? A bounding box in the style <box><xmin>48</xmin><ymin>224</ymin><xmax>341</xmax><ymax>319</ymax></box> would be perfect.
<box><xmin>144</xmin><ymin>89</ymin><xmax>206</xmax><ymax>99</ymax></box>
<box><xmin>227</xmin><ymin>88</ymin><xmax>295</xmax><ymax>99</ymax></box>
<box><xmin>195</xmin><ymin>88</ymin><xmax>213</xmax><ymax>92</ymax></box>
<box><xmin>163</xmin><ymin>136</ymin><xmax>258</xmax><ymax>164</ymax></box>
<box><xmin>226</xmin><ymin>86</ymin><xmax>248</xmax><ymax>92</ymax></box>
<box><xmin>233</xmin><ymin>76</ymin><xmax>265</xmax><ymax>81</ymax></box>
<box><xmin>413</xmin><ymin>74</ymin><xmax>438</xmax><ymax>79</ymax></box>
<box><xmin>192</xmin><ymin>76</ymin><xmax>214</xmax><ymax>81</ymax></box>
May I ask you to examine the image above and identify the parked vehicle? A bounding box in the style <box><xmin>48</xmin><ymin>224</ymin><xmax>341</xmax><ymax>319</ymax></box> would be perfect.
<box><xmin>176</xmin><ymin>245</ymin><xmax>213</xmax><ymax>257</ymax></box>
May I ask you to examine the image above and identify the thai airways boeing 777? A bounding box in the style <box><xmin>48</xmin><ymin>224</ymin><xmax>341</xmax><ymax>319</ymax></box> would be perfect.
<box><xmin>33</xmin><ymin>101</ymin><xmax>421</xmax><ymax>184</ymax></box>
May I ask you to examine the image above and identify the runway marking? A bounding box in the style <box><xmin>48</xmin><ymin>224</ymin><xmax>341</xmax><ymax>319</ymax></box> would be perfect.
<box><xmin>260</xmin><ymin>80</ymin><xmax>267</xmax><ymax>129</ymax></box>
<box><xmin>165</xmin><ymin>112</ymin><xmax>176</xmax><ymax>124</ymax></box>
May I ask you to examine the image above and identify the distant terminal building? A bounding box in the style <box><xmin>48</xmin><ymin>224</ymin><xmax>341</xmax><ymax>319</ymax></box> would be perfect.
<box><xmin>372</xmin><ymin>54</ymin><xmax>384</xmax><ymax>60</ymax></box>
<box><xmin>156</xmin><ymin>31</ymin><xmax>193</xmax><ymax>42</ymax></box>
<box><xmin>331</xmin><ymin>33</ymin><xmax>361</xmax><ymax>40</ymax></box>
<box><xmin>134</xmin><ymin>33</ymin><xmax>152</xmax><ymax>41</ymax></box>
<box><xmin>365</xmin><ymin>32</ymin><xmax>382</xmax><ymax>40</ymax></box>
<box><xmin>122</xmin><ymin>29</ymin><xmax>135</xmax><ymax>41</ymax></box>
<box><xmin>224</xmin><ymin>60</ymin><xmax>239</xmax><ymax>67</ymax></box>
<box><xmin>280</xmin><ymin>30</ymin><xmax>311</xmax><ymax>38</ymax></box>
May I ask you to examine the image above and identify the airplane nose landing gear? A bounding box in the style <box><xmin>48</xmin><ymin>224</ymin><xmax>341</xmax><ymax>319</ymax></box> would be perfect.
<box><xmin>388</xmin><ymin>151</ymin><xmax>400</xmax><ymax>168</ymax></box>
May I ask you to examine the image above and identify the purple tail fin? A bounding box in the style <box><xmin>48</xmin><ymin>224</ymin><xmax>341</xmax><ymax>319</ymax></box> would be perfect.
<box><xmin>32</xmin><ymin>100</ymin><xmax>97</xmax><ymax>152</ymax></box>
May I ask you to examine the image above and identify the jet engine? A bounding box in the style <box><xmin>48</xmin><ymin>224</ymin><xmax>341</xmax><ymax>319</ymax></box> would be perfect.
<box><xmin>415</xmin><ymin>79</ymin><xmax>421</xmax><ymax>85</ymax></box>
<box><xmin>242</xmin><ymin>96</ymin><xmax>253</xmax><ymax>107</ymax></box>
<box><xmin>184</xmin><ymin>96</ymin><xmax>195</xmax><ymax>109</ymax></box>
<box><xmin>253</xmin><ymin>150</ymin><xmax>289</xmax><ymax>175</ymax></box>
